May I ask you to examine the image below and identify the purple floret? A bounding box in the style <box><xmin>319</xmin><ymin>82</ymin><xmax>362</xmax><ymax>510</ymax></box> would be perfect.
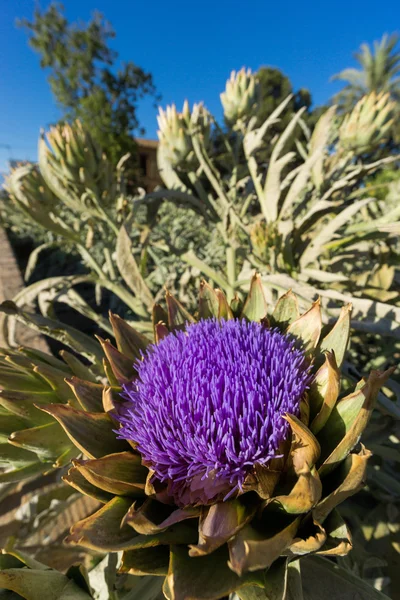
<box><xmin>117</xmin><ymin>319</ymin><xmax>311</xmax><ymax>505</ymax></box>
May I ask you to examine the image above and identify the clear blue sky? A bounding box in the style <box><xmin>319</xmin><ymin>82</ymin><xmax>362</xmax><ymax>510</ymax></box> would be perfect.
<box><xmin>1</xmin><ymin>0</ymin><xmax>399</xmax><ymax>172</ymax></box>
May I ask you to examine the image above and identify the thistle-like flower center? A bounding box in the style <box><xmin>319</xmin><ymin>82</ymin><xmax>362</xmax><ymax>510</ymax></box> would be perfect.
<box><xmin>118</xmin><ymin>319</ymin><xmax>311</xmax><ymax>505</ymax></box>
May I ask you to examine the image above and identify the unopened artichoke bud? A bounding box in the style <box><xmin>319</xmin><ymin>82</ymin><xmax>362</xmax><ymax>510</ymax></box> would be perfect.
<box><xmin>339</xmin><ymin>91</ymin><xmax>395</xmax><ymax>153</ymax></box>
<box><xmin>45</xmin><ymin>121</ymin><xmax>103</xmax><ymax>184</ymax></box>
<box><xmin>43</xmin><ymin>276</ymin><xmax>395</xmax><ymax>599</ymax></box>
<box><xmin>221</xmin><ymin>68</ymin><xmax>260</xmax><ymax>126</ymax></box>
<box><xmin>4</xmin><ymin>163</ymin><xmax>58</xmax><ymax>211</ymax></box>
<box><xmin>157</xmin><ymin>101</ymin><xmax>210</xmax><ymax>168</ymax></box>
<box><xmin>157</xmin><ymin>102</ymin><xmax>192</xmax><ymax>167</ymax></box>
<box><xmin>190</xmin><ymin>102</ymin><xmax>211</xmax><ymax>145</ymax></box>
<box><xmin>39</xmin><ymin>120</ymin><xmax>117</xmax><ymax>212</ymax></box>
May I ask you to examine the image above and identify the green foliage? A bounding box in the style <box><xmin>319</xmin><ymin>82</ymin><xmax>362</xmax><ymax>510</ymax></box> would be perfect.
<box><xmin>155</xmin><ymin>74</ymin><xmax>400</xmax><ymax>341</ymax></box>
<box><xmin>18</xmin><ymin>2</ymin><xmax>158</xmax><ymax>167</ymax></box>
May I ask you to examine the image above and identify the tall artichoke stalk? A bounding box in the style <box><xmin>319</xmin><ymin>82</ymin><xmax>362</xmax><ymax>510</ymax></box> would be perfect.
<box><xmin>0</xmin><ymin>276</ymin><xmax>392</xmax><ymax>599</ymax></box>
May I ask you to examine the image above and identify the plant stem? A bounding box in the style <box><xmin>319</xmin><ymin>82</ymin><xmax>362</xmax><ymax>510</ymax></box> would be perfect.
<box><xmin>192</xmin><ymin>135</ymin><xmax>230</xmax><ymax>211</ymax></box>
<box><xmin>103</xmin><ymin>247</ymin><xmax>117</xmax><ymax>280</ymax></box>
<box><xmin>226</xmin><ymin>245</ymin><xmax>237</xmax><ymax>300</ymax></box>
<box><xmin>77</xmin><ymin>244</ymin><xmax>105</xmax><ymax>279</ymax></box>
<box><xmin>98</xmin><ymin>279</ymin><xmax>148</xmax><ymax>317</ymax></box>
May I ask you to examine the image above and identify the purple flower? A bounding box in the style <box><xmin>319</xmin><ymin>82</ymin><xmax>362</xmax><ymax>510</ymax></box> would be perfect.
<box><xmin>117</xmin><ymin>319</ymin><xmax>311</xmax><ymax>506</ymax></box>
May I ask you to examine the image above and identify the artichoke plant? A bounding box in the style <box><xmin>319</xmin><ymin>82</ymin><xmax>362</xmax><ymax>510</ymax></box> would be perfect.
<box><xmin>1</xmin><ymin>120</ymin><xmax>162</xmax><ymax>337</ymax></box>
<box><xmin>0</xmin><ymin>276</ymin><xmax>393</xmax><ymax>599</ymax></box>
<box><xmin>153</xmin><ymin>71</ymin><xmax>400</xmax><ymax>355</ymax></box>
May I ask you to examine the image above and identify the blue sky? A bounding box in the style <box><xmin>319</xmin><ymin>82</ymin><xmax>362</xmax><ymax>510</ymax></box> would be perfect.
<box><xmin>1</xmin><ymin>0</ymin><xmax>399</xmax><ymax>172</ymax></box>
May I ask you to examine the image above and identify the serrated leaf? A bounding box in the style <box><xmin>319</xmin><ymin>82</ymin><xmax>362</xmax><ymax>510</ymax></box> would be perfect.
<box><xmin>116</xmin><ymin>225</ymin><xmax>154</xmax><ymax>311</ymax></box>
<box><xmin>0</xmin><ymin>301</ymin><xmax>102</xmax><ymax>363</ymax></box>
<box><xmin>300</xmin><ymin>198</ymin><xmax>373</xmax><ymax>269</ymax></box>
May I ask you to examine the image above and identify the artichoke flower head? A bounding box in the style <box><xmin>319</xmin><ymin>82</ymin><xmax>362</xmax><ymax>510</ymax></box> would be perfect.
<box><xmin>28</xmin><ymin>275</ymin><xmax>393</xmax><ymax>600</ymax></box>
<box><xmin>118</xmin><ymin>319</ymin><xmax>312</xmax><ymax>507</ymax></box>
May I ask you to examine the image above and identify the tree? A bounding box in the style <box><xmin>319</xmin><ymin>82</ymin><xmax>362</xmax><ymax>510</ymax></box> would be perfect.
<box><xmin>257</xmin><ymin>66</ymin><xmax>312</xmax><ymax>125</ymax></box>
<box><xmin>332</xmin><ymin>33</ymin><xmax>400</xmax><ymax>108</ymax></box>
<box><xmin>19</xmin><ymin>3</ymin><xmax>159</xmax><ymax>168</ymax></box>
<box><xmin>255</xmin><ymin>67</ymin><xmax>322</xmax><ymax>163</ymax></box>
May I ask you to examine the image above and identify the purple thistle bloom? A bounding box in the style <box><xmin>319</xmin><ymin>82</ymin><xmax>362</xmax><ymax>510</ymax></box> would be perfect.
<box><xmin>117</xmin><ymin>319</ymin><xmax>311</xmax><ymax>506</ymax></box>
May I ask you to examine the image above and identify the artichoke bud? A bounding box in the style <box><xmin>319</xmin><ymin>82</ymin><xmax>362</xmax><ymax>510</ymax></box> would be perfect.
<box><xmin>41</xmin><ymin>120</ymin><xmax>116</xmax><ymax>211</ymax></box>
<box><xmin>46</xmin><ymin>121</ymin><xmax>102</xmax><ymax>181</ymax></box>
<box><xmin>339</xmin><ymin>91</ymin><xmax>395</xmax><ymax>153</ymax></box>
<box><xmin>220</xmin><ymin>68</ymin><xmax>260</xmax><ymax>126</ymax></box>
<box><xmin>157</xmin><ymin>101</ymin><xmax>211</xmax><ymax>168</ymax></box>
